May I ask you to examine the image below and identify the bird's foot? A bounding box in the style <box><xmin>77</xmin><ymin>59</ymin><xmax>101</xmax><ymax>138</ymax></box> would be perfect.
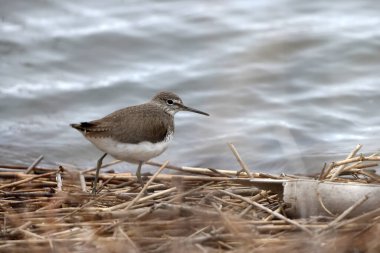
<box><xmin>91</xmin><ymin>185</ymin><xmax>98</xmax><ymax>195</ymax></box>
<box><xmin>137</xmin><ymin>176</ymin><xmax>148</xmax><ymax>196</ymax></box>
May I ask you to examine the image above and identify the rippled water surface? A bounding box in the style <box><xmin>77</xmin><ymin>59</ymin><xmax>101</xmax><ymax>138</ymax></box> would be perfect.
<box><xmin>1</xmin><ymin>0</ymin><xmax>380</xmax><ymax>174</ymax></box>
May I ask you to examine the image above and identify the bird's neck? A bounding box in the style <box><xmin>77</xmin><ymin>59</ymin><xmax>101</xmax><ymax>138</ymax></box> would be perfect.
<box><xmin>150</xmin><ymin>101</ymin><xmax>177</xmax><ymax>116</ymax></box>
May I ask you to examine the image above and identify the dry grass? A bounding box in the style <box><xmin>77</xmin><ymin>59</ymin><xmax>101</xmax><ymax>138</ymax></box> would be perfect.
<box><xmin>0</xmin><ymin>145</ymin><xmax>379</xmax><ymax>253</ymax></box>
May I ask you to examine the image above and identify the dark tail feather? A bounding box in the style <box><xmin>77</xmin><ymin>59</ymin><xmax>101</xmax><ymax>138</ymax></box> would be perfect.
<box><xmin>70</xmin><ymin>122</ymin><xmax>95</xmax><ymax>131</ymax></box>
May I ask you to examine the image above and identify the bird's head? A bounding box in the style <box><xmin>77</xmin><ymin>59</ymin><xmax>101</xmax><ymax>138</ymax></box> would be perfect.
<box><xmin>152</xmin><ymin>91</ymin><xmax>209</xmax><ymax>116</ymax></box>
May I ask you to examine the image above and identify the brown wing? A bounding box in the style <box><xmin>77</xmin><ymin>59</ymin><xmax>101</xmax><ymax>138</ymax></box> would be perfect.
<box><xmin>71</xmin><ymin>104</ymin><xmax>173</xmax><ymax>144</ymax></box>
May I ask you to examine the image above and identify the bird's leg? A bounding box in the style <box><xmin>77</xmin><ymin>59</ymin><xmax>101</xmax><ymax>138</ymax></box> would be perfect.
<box><xmin>136</xmin><ymin>161</ymin><xmax>144</xmax><ymax>188</ymax></box>
<box><xmin>92</xmin><ymin>153</ymin><xmax>107</xmax><ymax>195</ymax></box>
<box><xmin>136</xmin><ymin>161</ymin><xmax>148</xmax><ymax>196</ymax></box>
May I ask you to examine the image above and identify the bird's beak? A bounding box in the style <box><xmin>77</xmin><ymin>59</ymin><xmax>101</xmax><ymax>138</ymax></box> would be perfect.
<box><xmin>179</xmin><ymin>104</ymin><xmax>209</xmax><ymax>116</ymax></box>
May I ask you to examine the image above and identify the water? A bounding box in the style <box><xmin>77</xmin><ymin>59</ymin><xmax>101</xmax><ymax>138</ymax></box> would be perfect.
<box><xmin>1</xmin><ymin>0</ymin><xmax>380</xmax><ymax>174</ymax></box>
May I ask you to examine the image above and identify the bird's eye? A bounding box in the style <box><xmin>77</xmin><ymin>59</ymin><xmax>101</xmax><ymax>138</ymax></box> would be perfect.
<box><xmin>166</xmin><ymin>99</ymin><xmax>174</xmax><ymax>105</ymax></box>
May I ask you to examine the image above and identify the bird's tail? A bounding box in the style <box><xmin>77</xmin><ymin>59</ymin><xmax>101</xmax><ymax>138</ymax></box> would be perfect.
<box><xmin>70</xmin><ymin>122</ymin><xmax>95</xmax><ymax>131</ymax></box>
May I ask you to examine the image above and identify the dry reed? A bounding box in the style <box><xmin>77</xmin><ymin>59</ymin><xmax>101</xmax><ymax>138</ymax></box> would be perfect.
<box><xmin>0</xmin><ymin>145</ymin><xmax>379</xmax><ymax>252</ymax></box>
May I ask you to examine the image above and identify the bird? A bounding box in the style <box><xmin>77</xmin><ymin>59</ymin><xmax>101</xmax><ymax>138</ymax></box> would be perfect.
<box><xmin>70</xmin><ymin>91</ymin><xmax>209</xmax><ymax>194</ymax></box>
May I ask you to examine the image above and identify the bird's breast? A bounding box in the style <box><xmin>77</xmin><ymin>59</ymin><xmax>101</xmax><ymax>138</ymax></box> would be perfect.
<box><xmin>86</xmin><ymin>133</ymin><xmax>173</xmax><ymax>163</ymax></box>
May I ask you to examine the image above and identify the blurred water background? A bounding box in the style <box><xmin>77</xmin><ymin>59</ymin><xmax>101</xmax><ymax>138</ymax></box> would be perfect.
<box><xmin>1</xmin><ymin>0</ymin><xmax>380</xmax><ymax>174</ymax></box>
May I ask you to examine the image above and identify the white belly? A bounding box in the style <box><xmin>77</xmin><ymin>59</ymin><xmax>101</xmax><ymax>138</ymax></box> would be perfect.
<box><xmin>86</xmin><ymin>135</ymin><xmax>172</xmax><ymax>163</ymax></box>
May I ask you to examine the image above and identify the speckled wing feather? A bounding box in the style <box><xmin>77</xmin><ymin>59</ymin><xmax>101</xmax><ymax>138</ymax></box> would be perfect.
<box><xmin>70</xmin><ymin>103</ymin><xmax>174</xmax><ymax>144</ymax></box>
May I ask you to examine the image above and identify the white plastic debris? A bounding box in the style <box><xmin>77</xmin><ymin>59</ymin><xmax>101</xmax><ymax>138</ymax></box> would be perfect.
<box><xmin>249</xmin><ymin>178</ymin><xmax>380</xmax><ymax>218</ymax></box>
<box><xmin>283</xmin><ymin>180</ymin><xmax>380</xmax><ymax>218</ymax></box>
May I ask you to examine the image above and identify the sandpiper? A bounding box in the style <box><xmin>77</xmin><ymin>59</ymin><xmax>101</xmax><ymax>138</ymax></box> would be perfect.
<box><xmin>71</xmin><ymin>91</ymin><xmax>209</xmax><ymax>194</ymax></box>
